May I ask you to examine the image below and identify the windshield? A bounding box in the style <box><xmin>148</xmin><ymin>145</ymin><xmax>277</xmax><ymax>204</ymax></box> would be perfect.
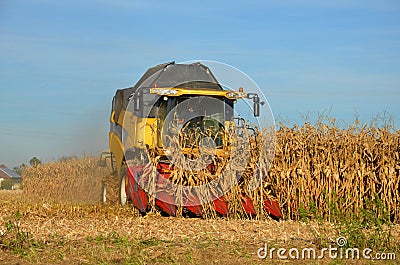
<box><xmin>153</xmin><ymin>96</ymin><xmax>234</xmax><ymax>149</ymax></box>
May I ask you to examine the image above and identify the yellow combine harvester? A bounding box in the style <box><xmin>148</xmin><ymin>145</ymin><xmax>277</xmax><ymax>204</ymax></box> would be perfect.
<box><xmin>103</xmin><ymin>61</ymin><xmax>282</xmax><ymax>219</ymax></box>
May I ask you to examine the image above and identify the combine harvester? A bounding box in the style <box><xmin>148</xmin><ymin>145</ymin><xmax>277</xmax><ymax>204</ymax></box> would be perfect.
<box><xmin>102</xmin><ymin>61</ymin><xmax>282</xmax><ymax>220</ymax></box>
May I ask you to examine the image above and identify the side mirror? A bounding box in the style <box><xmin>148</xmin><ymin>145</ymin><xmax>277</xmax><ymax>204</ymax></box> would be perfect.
<box><xmin>253</xmin><ymin>95</ymin><xmax>260</xmax><ymax>117</ymax></box>
<box><xmin>130</xmin><ymin>91</ymin><xmax>141</xmax><ymax>112</ymax></box>
<box><xmin>134</xmin><ymin>95</ymin><xmax>141</xmax><ymax>111</ymax></box>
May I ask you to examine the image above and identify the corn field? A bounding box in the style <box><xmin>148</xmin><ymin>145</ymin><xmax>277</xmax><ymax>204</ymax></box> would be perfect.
<box><xmin>22</xmin><ymin>120</ymin><xmax>400</xmax><ymax>223</ymax></box>
<box><xmin>269</xmin><ymin>121</ymin><xmax>400</xmax><ymax>223</ymax></box>
<box><xmin>23</xmin><ymin>158</ymin><xmax>107</xmax><ymax>203</ymax></box>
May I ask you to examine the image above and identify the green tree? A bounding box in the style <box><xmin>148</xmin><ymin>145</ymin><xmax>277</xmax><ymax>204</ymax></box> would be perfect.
<box><xmin>13</xmin><ymin>163</ymin><xmax>27</xmax><ymax>175</ymax></box>
<box><xmin>29</xmin><ymin>157</ymin><xmax>42</xmax><ymax>167</ymax></box>
<box><xmin>1</xmin><ymin>179</ymin><xmax>14</xmax><ymax>190</ymax></box>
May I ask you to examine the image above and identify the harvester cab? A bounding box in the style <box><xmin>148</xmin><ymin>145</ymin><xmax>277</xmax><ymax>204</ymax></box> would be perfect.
<box><xmin>105</xmin><ymin>61</ymin><xmax>282</xmax><ymax>219</ymax></box>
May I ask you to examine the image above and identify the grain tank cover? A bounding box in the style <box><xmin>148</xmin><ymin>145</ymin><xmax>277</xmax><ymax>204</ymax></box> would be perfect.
<box><xmin>133</xmin><ymin>61</ymin><xmax>222</xmax><ymax>90</ymax></box>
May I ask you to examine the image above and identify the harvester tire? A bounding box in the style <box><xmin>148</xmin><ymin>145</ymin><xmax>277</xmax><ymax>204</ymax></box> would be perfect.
<box><xmin>119</xmin><ymin>164</ymin><xmax>128</xmax><ymax>206</ymax></box>
<box><xmin>102</xmin><ymin>174</ymin><xmax>119</xmax><ymax>204</ymax></box>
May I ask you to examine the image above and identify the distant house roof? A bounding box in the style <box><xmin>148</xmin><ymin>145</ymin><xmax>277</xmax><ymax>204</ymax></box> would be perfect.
<box><xmin>0</xmin><ymin>166</ymin><xmax>22</xmax><ymax>179</ymax></box>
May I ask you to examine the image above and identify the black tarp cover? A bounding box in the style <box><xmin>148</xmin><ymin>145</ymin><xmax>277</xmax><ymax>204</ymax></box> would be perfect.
<box><xmin>133</xmin><ymin>61</ymin><xmax>221</xmax><ymax>90</ymax></box>
<box><xmin>113</xmin><ymin>61</ymin><xmax>223</xmax><ymax>115</ymax></box>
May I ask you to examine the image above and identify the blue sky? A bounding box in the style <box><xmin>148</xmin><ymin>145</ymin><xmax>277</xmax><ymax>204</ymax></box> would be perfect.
<box><xmin>1</xmin><ymin>0</ymin><xmax>399</xmax><ymax>168</ymax></box>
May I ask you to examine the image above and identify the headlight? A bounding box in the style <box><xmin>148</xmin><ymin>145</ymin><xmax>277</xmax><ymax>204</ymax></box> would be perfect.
<box><xmin>226</xmin><ymin>91</ymin><xmax>248</xmax><ymax>99</ymax></box>
<box><xmin>226</xmin><ymin>92</ymin><xmax>237</xmax><ymax>98</ymax></box>
<box><xmin>150</xmin><ymin>88</ymin><xmax>179</xmax><ymax>95</ymax></box>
